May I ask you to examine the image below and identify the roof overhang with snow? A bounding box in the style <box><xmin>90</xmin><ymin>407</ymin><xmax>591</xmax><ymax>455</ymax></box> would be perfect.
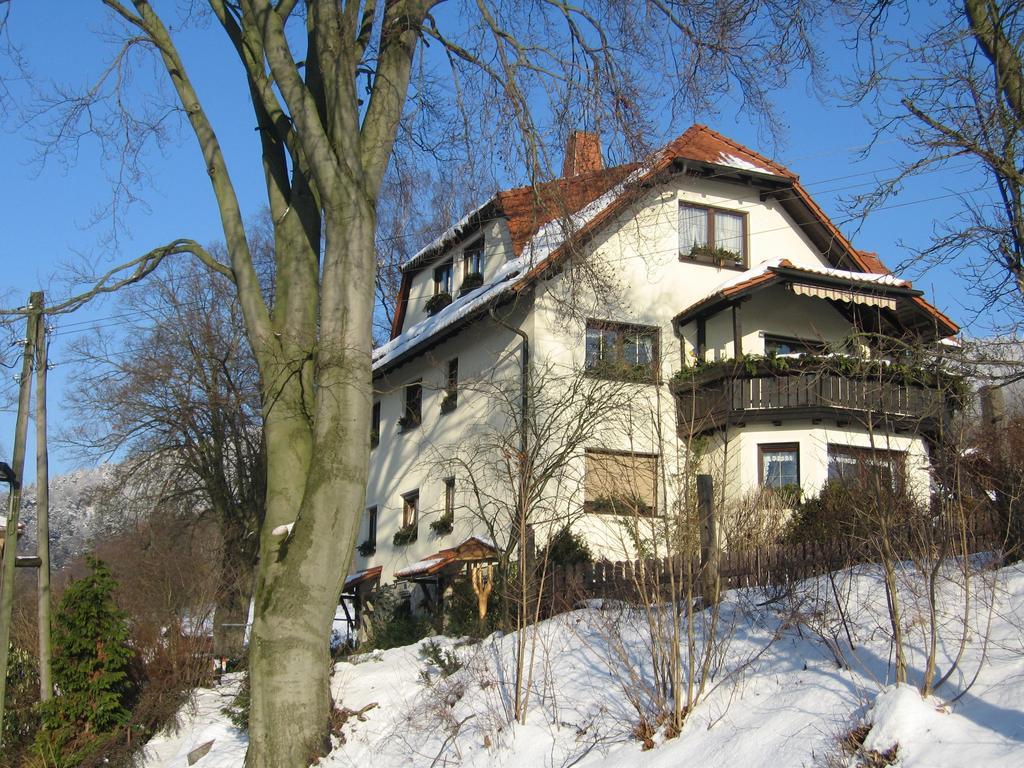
<box><xmin>343</xmin><ymin>566</ymin><xmax>383</xmax><ymax>594</ymax></box>
<box><xmin>394</xmin><ymin>536</ymin><xmax>499</xmax><ymax>581</ymax></box>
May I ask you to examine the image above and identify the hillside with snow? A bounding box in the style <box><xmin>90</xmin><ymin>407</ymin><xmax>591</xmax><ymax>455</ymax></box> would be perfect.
<box><xmin>140</xmin><ymin>559</ymin><xmax>1024</xmax><ymax>768</ymax></box>
<box><xmin>1</xmin><ymin>464</ymin><xmax>123</xmax><ymax>569</ymax></box>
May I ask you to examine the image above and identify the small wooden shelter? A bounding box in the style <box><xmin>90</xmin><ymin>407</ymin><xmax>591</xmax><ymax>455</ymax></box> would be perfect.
<box><xmin>394</xmin><ymin>536</ymin><xmax>500</xmax><ymax>618</ymax></box>
<box><xmin>338</xmin><ymin>565</ymin><xmax>382</xmax><ymax>642</ymax></box>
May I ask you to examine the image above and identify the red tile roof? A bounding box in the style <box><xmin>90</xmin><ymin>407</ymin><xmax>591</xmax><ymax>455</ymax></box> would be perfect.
<box><xmin>494</xmin><ymin>165</ymin><xmax>637</xmax><ymax>257</ymax></box>
<box><xmin>387</xmin><ymin>125</ymin><xmax>956</xmax><ymax>343</ymax></box>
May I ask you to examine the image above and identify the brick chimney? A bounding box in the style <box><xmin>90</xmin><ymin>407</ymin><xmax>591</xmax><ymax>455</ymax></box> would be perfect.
<box><xmin>562</xmin><ymin>130</ymin><xmax>604</xmax><ymax>177</ymax></box>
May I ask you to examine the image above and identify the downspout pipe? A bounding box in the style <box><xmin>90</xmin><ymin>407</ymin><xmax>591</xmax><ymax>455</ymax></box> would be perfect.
<box><xmin>489</xmin><ymin>305</ymin><xmax>531</xmax><ymax>574</ymax></box>
<box><xmin>488</xmin><ymin>306</ymin><xmax>529</xmax><ymax>457</ymax></box>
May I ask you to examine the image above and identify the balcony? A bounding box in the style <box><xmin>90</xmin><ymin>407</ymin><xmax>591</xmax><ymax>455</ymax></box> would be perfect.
<box><xmin>670</xmin><ymin>357</ymin><xmax>957</xmax><ymax>435</ymax></box>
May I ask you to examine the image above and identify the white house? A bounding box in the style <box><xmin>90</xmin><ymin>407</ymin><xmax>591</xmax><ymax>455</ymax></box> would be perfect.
<box><xmin>356</xmin><ymin>125</ymin><xmax>958</xmax><ymax>588</ymax></box>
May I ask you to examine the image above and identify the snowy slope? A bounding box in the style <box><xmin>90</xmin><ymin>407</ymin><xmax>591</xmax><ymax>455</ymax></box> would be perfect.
<box><xmin>140</xmin><ymin>560</ymin><xmax>1024</xmax><ymax>768</ymax></box>
<box><xmin>1</xmin><ymin>463</ymin><xmax>121</xmax><ymax>568</ymax></box>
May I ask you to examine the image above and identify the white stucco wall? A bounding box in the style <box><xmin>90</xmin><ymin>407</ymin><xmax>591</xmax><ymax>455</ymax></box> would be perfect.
<box><xmin>360</xmin><ymin>303</ymin><xmax>529</xmax><ymax>584</ymax></box>
<box><xmin>361</xmin><ymin>165</ymin><xmax>942</xmax><ymax>579</ymax></box>
<box><xmin>700</xmin><ymin>421</ymin><xmax>932</xmax><ymax>510</ymax></box>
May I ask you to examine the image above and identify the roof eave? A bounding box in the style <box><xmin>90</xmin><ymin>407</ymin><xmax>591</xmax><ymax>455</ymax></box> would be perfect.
<box><xmin>374</xmin><ymin>288</ymin><xmax>520</xmax><ymax>379</ymax></box>
<box><xmin>673</xmin><ymin>269</ymin><xmax>927</xmax><ymax>328</ymax></box>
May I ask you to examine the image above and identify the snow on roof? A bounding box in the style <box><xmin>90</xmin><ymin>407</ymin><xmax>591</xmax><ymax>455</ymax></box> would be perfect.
<box><xmin>373</xmin><ymin>173</ymin><xmax>637</xmax><ymax>373</ymax></box>
<box><xmin>705</xmin><ymin>257</ymin><xmax>911</xmax><ymax>297</ymax></box>
<box><xmin>716</xmin><ymin>152</ymin><xmax>778</xmax><ymax>175</ymax></box>
<box><xmin>395</xmin><ymin>556</ymin><xmax>447</xmax><ymax>578</ymax></box>
<box><xmin>673</xmin><ymin>258</ymin><xmax>917</xmax><ymax>326</ymax></box>
<box><xmin>775</xmin><ymin>260</ymin><xmax>911</xmax><ymax>288</ymax></box>
<box><xmin>373</xmin><ymin>256</ymin><xmax>526</xmax><ymax>370</ymax></box>
<box><xmin>402</xmin><ymin>198</ymin><xmax>493</xmax><ymax>273</ymax></box>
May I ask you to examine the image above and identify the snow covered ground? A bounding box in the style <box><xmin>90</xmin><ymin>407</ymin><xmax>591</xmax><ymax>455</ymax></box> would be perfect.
<box><xmin>140</xmin><ymin>559</ymin><xmax>1024</xmax><ymax>767</ymax></box>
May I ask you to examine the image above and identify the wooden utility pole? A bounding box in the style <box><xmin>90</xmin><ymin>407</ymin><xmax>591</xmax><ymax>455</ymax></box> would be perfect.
<box><xmin>35</xmin><ymin>291</ymin><xmax>53</xmax><ymax>700</ymax></box>
<box><xmin>697</xmin><ymin>474</ymin><xmax>721</xmax><ymax>605</ymax></box>
<box><xmin>0</xmin><ymin>292</ymin><xmax>39</xmax><ymax>748</ymax></box>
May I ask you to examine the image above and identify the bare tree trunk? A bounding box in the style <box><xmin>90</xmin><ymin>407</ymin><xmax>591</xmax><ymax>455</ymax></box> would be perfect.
<box><xmin>246</xmin><ymin>221</ymin><xmax>375</xmax><ymax>767</ymax></box>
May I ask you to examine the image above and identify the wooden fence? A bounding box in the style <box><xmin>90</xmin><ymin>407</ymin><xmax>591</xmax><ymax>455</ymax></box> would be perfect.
<box><xmin>540</xmin><ymin>526</ymin><xmax>1004</xmax><ymax>615</ymax></box>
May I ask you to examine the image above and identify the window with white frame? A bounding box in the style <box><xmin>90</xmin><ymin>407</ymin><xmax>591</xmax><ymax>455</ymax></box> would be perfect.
<box><xmin>434</xmin><ymin>260</ymin><xmax>454</xmax><ymax>295</ymax></box>
<box><xmin>463</xmin><ymin>239</ymin><xmax>484</xmax><ymax>278</ymax></box>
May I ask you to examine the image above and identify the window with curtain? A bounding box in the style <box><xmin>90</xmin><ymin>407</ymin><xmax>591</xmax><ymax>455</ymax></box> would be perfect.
<box><xmin>715</xmin><ymin>211</ymin><xmax>744</xmax><ymax>254</ymax></box>
<box><xmin>679</xmin><ymin>204</ymin><xmax>708</xmax><ymax>253</ymax></box>
<box><xmin>402</xmin><ymin>491</ymin><xmax>419</xmax><ymax>528</ymax></box>
<box><xmin>584</xmin><ymin>320</ymin><xmax>658</xmax><ymax>382</ymax></box>
<box><xmin>827</xmin><ymin>445</ymin><xmax>905</xmax><ymax>493</ymax></box>
<box><xmin>758</xmin><ymin>443</ymin><xmax>800</xmax><ymax>488</ymax></box>
<box><xmin>678</xmin><ymin>203</ymin><xmax>747</xmax><ymax>267</ymax></box>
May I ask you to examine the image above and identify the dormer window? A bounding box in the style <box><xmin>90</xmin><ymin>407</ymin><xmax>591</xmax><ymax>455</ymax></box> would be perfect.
<box><xmin>434</xmin><ymin>260</ymin><xmax>454</xmax><ymax>295</ymax></box>
<box><xmin>464</xmin><ymin>239</ymin><xmax>484</xmax><ymax>278</ymax></box>
<box><xmin>461</xmin><ymin>239</ymin><xmax>485</xmax><ymax>295</ymax></box>
<box><xmin>679</xmin><ymin>203</ymin><xmax>747</xmax><ymax>268</ymax></box>
<box><xmin>426</xmin><ymin>260</ymin><xmax>455</xmax><ymax>315</ymax></box>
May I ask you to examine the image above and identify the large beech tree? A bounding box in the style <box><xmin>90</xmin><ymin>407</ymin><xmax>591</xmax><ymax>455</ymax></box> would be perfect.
<box><xmin>3</xmin><ymin>1</ymin><xmax>829</xmax><ymax>764</ymax></box>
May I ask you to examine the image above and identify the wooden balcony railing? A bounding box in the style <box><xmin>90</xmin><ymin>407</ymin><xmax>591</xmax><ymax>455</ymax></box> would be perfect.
<box><xmin>671</xmin><ymin>359</ymin><xmax>955</xmax><ymax>434</ymax></box>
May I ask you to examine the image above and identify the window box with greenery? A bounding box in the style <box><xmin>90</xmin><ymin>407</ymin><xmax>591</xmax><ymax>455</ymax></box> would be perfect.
<box><xmin>392</xmin><ymin>523</ymin><xmax>418</xmax><ymax>546</ymax></box>
<box><xmin>585</xmin><ymin>320</ymin><xmax>659</xmax><ymax>383</ymax></box>
<box><xmin>425</xmin><ymin>291</ymin><xmax>453</xmax><ymax>316</ymax></box>
<box><xmin>678</xmin><ymin>202</ymin><xmax>747</xmax><ymax>268</ymax></box>
<box><xmin>439</xmin><ymin>388</ymin><xmax>458</xmax><ymax>414</ymax></box>
<box><xmin>683</xmin><ymin>243</ymin><xmax>743</xmax><ymax>267</ymax></box>
<box><xmin>429</xmin><ymin>513</ymin><xmax>454</xmax><ymax>535</ymax></box>
<box><xmin>459</xmin><ymin>271</ymin><xmax>484</xmax><ymax>295</ymax></box>
<box><xmin>357</xmin><ymin>540</ymin><xmax>376</xmax><ymax>557</ymax></box>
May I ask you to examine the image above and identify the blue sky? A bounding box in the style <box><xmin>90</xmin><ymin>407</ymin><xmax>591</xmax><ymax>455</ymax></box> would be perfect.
<box><xmin>0</xmin><ymin>2</ymin><xmax>982</xmax><ymax>480</ymax></box>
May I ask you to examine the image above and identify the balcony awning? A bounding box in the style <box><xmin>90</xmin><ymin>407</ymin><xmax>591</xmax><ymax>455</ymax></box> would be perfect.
<box><xmin>789</xmin><ymin>282</ymin><xmax>897</xmax><ymax>310</ymax></box>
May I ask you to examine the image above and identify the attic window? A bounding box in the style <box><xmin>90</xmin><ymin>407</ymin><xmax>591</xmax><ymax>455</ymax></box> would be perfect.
<box><xmin>679</xmin><ymin>203</ymin><xmax>747</xmax><ymax>268</ymax></box>
<box><xmin>464</xmin><ymin>239</ymin><xmax>484</xmax><ymax>278</ymax></box>
<box><xmin>434</xmin><ymin>260</ymin><xmax>454</xmax><ymax>295</ymax></box>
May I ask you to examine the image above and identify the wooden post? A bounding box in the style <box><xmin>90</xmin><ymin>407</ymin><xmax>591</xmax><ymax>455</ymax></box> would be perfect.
<box><xmin>697</xmin><ymin>474</ymin><xmax>720</xmax><ymax>605</ymax></box>
<box><xmin>0</xmin><ymin>292</ymin><xmax>39</xmax><ymax>748</ymax></box>
<box><xmin>471</xmin><ymin>564</ymin><xmax>493</xmax><ymax>622</ymax></box>
<box><xmin>34</xmin><ymin>292</ymin><xmax>53</xmax><ymax>701</ymax></box>
<box><xmin>732</xmin><ymin>303</ymin><xmax>743</xmax><ymax>356</ymax></box>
